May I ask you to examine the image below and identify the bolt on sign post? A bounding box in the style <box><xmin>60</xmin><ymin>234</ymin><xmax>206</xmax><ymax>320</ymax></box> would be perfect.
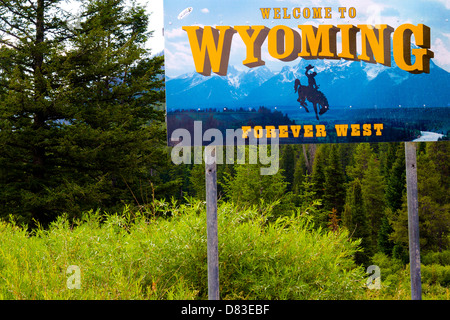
<box><xmin>163</xmin><ymin>0</ymin><xmax>449</xmax><ymax>300</ymax></box>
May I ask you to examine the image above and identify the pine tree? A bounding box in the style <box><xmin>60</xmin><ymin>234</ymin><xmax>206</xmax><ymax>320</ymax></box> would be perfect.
<box><xmin>223</xmin><ymin>145</ymin><xmax>291</xmax><ymax>216</ymax></box>
<box><xmin>0</xmin><ymin>0</ymin><xmax>166</xmax><ymax>225</ymax></box>
<box><xmin>323</xmin><ymin>144</ymin><xmax>346</xmax><ymax>216</ymax></box>
<box><xmin>280</xmin><ymin>144</ymin><xmax>295</xmax><ymax>192</ymax></box>
<box><xmin>338</xmin><ymin>143</ymin><xmax>356</xmax><ymax>183</ymax></box>
<box><xmin>189</xmin><ymin>162</ymin><xmax>206</xmax><ymax>200</ymax></box>
<box><xmin>292</xmin><ymin>149</ymin><xmax>307</xmax><ymax>196</ymax></box>
<box><xmin>361</xmin><ymin>155</ymin><xmax>386</xmax><ymax>252</ymax></box>
<box><xmin>390</xmin><ymin>147</ymin><xmax>450</xmax><ymax>252</ymax></box>
<box><xmin>343</xmin><ymin>179</ymin><xmax>371</xmax><ymax>265</ymax></box>
<box><xmin>379</xmin><ymin>142</ymin><xmax>398</xmax><ymax>179</ymax></box>
<box><xmin>311</xmin><ymin>145</ymin><xmax>328</xmax><ymax>201</ymax></box>
<box><xmin>378</xmin><ymin>214</ymin><xmax>395</xmax><ymax>255</ymax></box>
<box><xmin>385</xmin><ymin>144</ymin><xmax>406</xmax><ymax>213</ymax></box>
<box><xmin>346</xmin><ymin>143</ymin><xmax>372</xmax><ymax>181</ymax></box>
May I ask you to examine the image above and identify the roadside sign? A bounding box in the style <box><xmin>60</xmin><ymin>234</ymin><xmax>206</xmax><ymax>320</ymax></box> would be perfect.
<box><xmin>164</xmin><ymin>0</ymin><xmax>449</xmax><ymax>146</ymax></box>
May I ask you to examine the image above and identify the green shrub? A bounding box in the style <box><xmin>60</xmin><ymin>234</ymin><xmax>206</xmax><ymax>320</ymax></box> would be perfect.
<box><xmin>217</xmin><ymin>202</ymin><xmax>365</xmax><ymax>299</ymax></box>
<box><xmin>421</xmin><ymin>264</ymin><xmax>450</xmax><ymax>287</ymax></box>
<box><xmin>0</xmin><ymin>200</ymin><xmax>366</xmax><ymax>300</ymax></box>
<box><xmin>421</xmin><ymin>250</ymin><xmax>450</xmax><ymax>266</ymax></box>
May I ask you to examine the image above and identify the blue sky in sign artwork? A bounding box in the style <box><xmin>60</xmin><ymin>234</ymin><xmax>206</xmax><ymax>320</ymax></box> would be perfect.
<box><xmin>162</xmin><ymin>0</ymin><xmax>450</xmax><ymax>77</ymax></box>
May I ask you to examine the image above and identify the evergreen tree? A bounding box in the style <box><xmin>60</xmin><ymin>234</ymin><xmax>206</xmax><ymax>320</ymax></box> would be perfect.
<box><xmin>342</xmin><ymin>179</ymin><xmax>371</xmax><ymax>265</ymax></box>
<box><xmin>390</xmin><ymin>147</ymin><xmax>450</xmax><ymax>253</ymax></box>
<box><xmin>346</xmin><ymin>143</ymin><xmax>372</xmax><ymax>181</ymax></box>
<box><xmin>361</xmin><ymin>155</ymin><xmax>386</xmax><ymax>252</ymax></box>
<box><xmin>379</xmin><ymin>142</ymin><xmax>398</xmax><ymax>179</ymax></box>
<box><xmin>338</xmin><ymin>143</ymin><xmax>356</xmax><ymax>183</ymax></box>
<box><xmin>0</xmin><ymin>0</ymin><xmax>165</xmax><ymax>225</ymax></box>
<box><xmin>189</xmin><ymin>162</ymin><xmax>206</xmax><ymax>200</ymax></box>
<box><xmin>426</xmin><ymin>142</ymin><xmax>449</xmax><ymax>203</ymax></box>
<box><xmin>301</xmin><ymin>144</ymin><xmax>316</xmax><ymax>175</ymax></box>
<box><xmin>223</xmin><ymin>145</ymin><xmax>291</xmax><ymax>216</ymax></box>
<box><xmin>385</xmin><ymin>144</ymin><xmax>406</xmax><ymax>213</ymax></box>
<box><xmin>378</xmin><ymin>214</ymin><xmax>395</xmax><ymax>255</ymax></box>
<box><xmin>323</xmin><ymin>144</ymin><xmax>346</xmax><ymax>216</ymax></box>
<box><xmin>280</xmin><ymin>144</ymin><xmax>295</xmax><ymax>192</ymax></box>
<box><xmin>292</xmin><ymin>148</ymin><xmax>307</xmax><ymax>196</ymax></box>
<box><xmin>311</xmin><ymin>145</ymin><xmax>328</xmax><ymax>201</ymax></box>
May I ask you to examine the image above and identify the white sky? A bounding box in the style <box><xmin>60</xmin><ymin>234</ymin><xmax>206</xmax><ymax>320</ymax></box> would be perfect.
<box><xmin>147</xmin><ymin>0</ymin><xmax>165</xmax><ymax>55</ymax></box>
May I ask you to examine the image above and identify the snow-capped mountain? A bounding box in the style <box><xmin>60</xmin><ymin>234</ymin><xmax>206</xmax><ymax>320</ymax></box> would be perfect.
<box><xmin>166</xmin><ymin>57</ymin><xmax>450</xmax><ymax>110</ymax></box>
<box><xmin>165</xmin><ymin>65</ymin><xmax>274</xmax><ymax>109</ymax></box>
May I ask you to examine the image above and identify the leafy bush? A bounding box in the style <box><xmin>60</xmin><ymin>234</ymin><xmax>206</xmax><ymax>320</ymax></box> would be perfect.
<box><xmin>0</xmin><ymin>200</ymin><xmax>366</xmax><ymax>300</ymax></box>
<box><xmin>421</xmin><ymin>250</ymin><xmax>450</xmax><ymax>266</ymax></box>
<box><xmin>218</xmin><ymin>202</ymin><xmax>365</xmax><ymax>299</ymax></box>
<box><xmin>421</xmin><ymin>264</ymin><xmax>450</xmax><ymax>286</ymax></box>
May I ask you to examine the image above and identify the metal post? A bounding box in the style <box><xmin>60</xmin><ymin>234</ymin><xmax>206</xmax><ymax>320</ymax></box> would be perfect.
<box><xmin>405</xmin><ymin>142</ymin><xmax>422</xmax><ymax>300</ymax></box>
<box><xmin>205</xmin><ymin>146</ymin><xmax>219</xmax><ymax>300</ymax></box>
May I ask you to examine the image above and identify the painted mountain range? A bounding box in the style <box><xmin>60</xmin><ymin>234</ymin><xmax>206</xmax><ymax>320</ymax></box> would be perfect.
<box><xmin>166</xmin><ymin>57</ymin><xmax>450</xmax><ymax>111</ymax></box>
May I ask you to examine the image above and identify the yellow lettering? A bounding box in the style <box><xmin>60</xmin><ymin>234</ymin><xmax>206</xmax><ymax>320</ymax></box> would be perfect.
<box><xmin>274</xmin><ymin>8</ymin><xmax>281</xmax><ymax>19</ymax></box>
<box><xmin>324</xmin><ymin>7</ymin><xmax>332</xmax><ymax>19</ymax></box>
<box><xmin>283</xmin><ymin>8</ymin><xmax>291</xmax><ymax>19</ymax></box>
<box><xmin>393</xmin><ymin>24</ymin><xmax>434</xmax><ymax>74</ymax></box>
<box><xmin>357</xmin><ymin>24</ymin><xmax>394</xmax><ymax>66</ymax></box>
<box><xmin>242</xmin><ymin>126</ymin><xmax>251</xmax><ymax>139</ymax></box>
<box><xmin>335</xmin><ymin>124</ymin><xmax>349</xmax><ymax>136</ymax></box>
<box><xmin>234</xmin><ymin>26</ymin><xmax>269</xmax><ymax>68</ymax></box>
<box><xmin>363</xmin><ymin>124</ymin><xmax>372</xmax><ymax>136</ymax></box>
<box><xmin>293</xmin><ymin>8</ymin><xmax>301</xmax><ymax>19</ymax></box>
<box><xmin>337</xmin><ymin>25</ymin><xmax>359</xmax><ymax>60</ymax></box>
<box><xmin>279</xmin><ymin>125</ymin><xmax>289</xmax><ymax>138</ymax></box>
<box><xmin>182</xmin><ymin>23</ymin><xmax>434</xmax><ymax>77</ymax></box>
<box><xmin>182</xmin><ymin>26</ymin><xmax>236</xmax><ymax>76</ymax></box>
<box><xmin>316</xmin><ymin>125</ymin><xmax>326</xmax><ymax>137</ymax></box>
<box><xmin>254</xmin><ymin>126</ymin><xmax>264</xmax><ymax>138</ymax></box>
<box><xmin>260</xmin><ymin>8</ymin><xmax>271</xmax><ymax>19</ymax></box>
<box><xmin>303</xmin><ymin>8</ymin><xmax>311</xmax><ymax>19</ymax></box>
<box><xmin>291</xmin><ymin>125</ymin><xmax>302</xmax><ymax>137</ymax></box>
<box><xmin>312</xmin><ymin>7</ymin><xmax>322</xmax><ymax>19</ymax></box>
<box><xmin>374</xmin><ymin>123</ymin><xmax>384</xmax><ymax>136</ymax></box>
<box><xmin>351</xmin><ymin>124</ymin><xmax>361</xmax><ymax>136</ymax></box>
<box><xmin>304</xmin><ymin>125</ymin><xmax>314</xmax><ymax>137</ymax></box>
<box><xmin>268</xmin><ymin>25</ymin><xmax>300</xmax><ymax>61</ymax></box>
<box><xmin>265</xmin><ymin>126</ymin><xmax>276</xmax><ymax>138</ymax></box>
<box><xmin>298</xmin><ymin>25</ymin><xmax>338</xmax><ymax>59</ymax></box>
<box><xmin>349</xmin><ymin>7</ymin><xmax>356</xmax><ymax>18</ymax></box>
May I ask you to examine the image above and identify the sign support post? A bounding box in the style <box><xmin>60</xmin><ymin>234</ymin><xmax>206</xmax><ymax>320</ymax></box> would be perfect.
<box><xmin>405</xmin><ymin>142</ymin><xmax>422</xmax><ymax>300</ymax></box>
<box><xmin>205</xmin><ymin>146</ymin><xmax>220</xmax><ymax>300</ymax></box>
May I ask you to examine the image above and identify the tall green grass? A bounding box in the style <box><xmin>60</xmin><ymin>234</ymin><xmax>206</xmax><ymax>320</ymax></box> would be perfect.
<box><xmin>0</xmin><ymin>200</ymin><xmax>367</xmax><ymax>300</ymax></box>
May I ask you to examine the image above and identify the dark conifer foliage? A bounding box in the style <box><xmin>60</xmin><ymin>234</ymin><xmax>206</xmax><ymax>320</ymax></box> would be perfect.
<box><xmin>0</xmin><ymin>0</ymin><xmax>166</xmax><ymax>226</ymax></box>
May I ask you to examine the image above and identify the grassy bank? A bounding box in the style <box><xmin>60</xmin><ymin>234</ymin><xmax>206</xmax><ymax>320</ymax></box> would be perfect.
<box><xmin>0</xmin><ymin>200</ymin><xmax>367</xmax><ymax>300</ymax></box>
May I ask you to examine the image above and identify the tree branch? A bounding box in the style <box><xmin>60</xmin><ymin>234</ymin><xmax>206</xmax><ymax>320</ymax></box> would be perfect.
<box><xmin>0</xmin><ymin>15</ymin><xmax>32</xmax><ymax>39</ymax></box>
<box><xmin>0</xmin><ymin>0</ymin><xmax>36</xmax><ymax>25</ymax></box>
<box><xmin>0</xmin><ymin>38</ymin><xmax>18</xmax><ymax>50</ymax></box>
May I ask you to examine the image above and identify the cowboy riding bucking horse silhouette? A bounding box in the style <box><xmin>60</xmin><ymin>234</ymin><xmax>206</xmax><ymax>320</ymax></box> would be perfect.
<box><xmin>294</xmin><ymin>65</ymin><xmax>329</xmax><ymax>120</ymax></box>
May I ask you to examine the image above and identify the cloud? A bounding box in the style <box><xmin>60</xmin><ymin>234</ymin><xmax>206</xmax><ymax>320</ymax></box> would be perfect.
<box><xmin>433</xmin><ymin>37</ymin><xmax>450</xmax><ymax>70</ymax></box>
<box><xmin>201</xmin><ymin>8</ymin><xmax>210</xmax><ymax>14</ymax></box>
<box><xmin>430</xmin><ymin>0</ymin><xmax>450</xmax><ymax>10</ymax></box>
<box><xmin>164</xmin><ymin>41</ymin><xmax>196</xmax><ymax>75</ymax></box>
<box><xmin>165</xmin><ymin>28</ymin><xmax>186</xmax><ymax>39</ymax></box>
